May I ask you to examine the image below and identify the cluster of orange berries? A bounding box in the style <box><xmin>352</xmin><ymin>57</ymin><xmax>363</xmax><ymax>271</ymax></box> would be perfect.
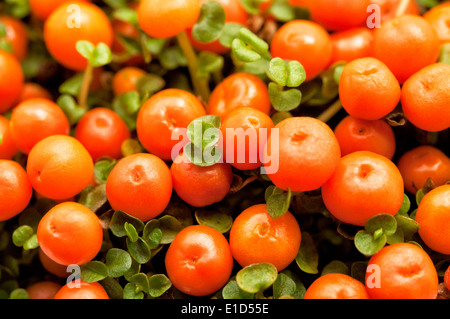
<box><xmin>0</xmin><ymin>0</ymin><xmax>449</xmax><ymax>300</ymax></box>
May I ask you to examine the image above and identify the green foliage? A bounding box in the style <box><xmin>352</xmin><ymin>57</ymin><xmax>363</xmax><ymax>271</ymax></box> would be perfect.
<box><xmin>192</xmin><ymin>1</ymin><xmax>226</xmax><ymax>44</ymax></box>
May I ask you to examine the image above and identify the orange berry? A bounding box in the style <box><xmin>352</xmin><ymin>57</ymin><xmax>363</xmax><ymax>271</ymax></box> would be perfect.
<box><xmin>136</xmin><ymin>89</ymin><xmax>206</xmax><ymax>161</ymax></box>
<box><xmin>423</xmin><ymin>2</ymin><xmax>450</xmax><ymax>44</ymax></box>
<box><xmin>27</xmin><ymin>281</ymin><xmax>62</xmax><ymax>299</ymax></box>
<box><xmin>138</xmin><ymin>0</ymin><xmax>201</xmax><ymax>39</ymax></box>
<box><xmin>264</xmin><ymin>117</ymin><xmax>341</xmax><ymax>192</ymax></box>
<box><xmin>37</xmin><ymin>202</ymin><xmax>103</xmax><ymax>266</ymax></box>
<box><xmin>309</xmin><ymin>0</ymin><xmax>370</xmax><ymax>31</ymax></box>
<box><xmin>10</xmin><ymin>98</ymin><xmax>70</xmax><ymax>154</ymax></box>
<box><xmin>0</xmin><ymin>50</ymin><xmax>24</xmax><ymax>113</ymax></box>
<box><xmin>229</xmin><ymin>204</ymin><xmax>301</xmax><ymax>272</ymax></box>
<box><xmin>271</xmin><ymin>20</ymin><xmax>332</xmax><ymax>81</ymax></box>
<box><xmin>106</xmin><ymin>153</ymin><xmax>173</xmax><ymax>222</ymax></box>
<box><xmin>330</xmin><ymin>28</ymin><xmax>373</xmax><ymax>65</ymax></box>
<box><xmin>75</xmin><ymin>107</ymin><xmax>131</xmax><ymax>161</ymax></box>
<box><xmin>170</xmin><ymin>153</ymin><xmax>233</xmax><ymax>207</ymax></box>
<box><xmin>207</xmin><ymin>73</ymin><xmax>271</xmax><ymax>120</ymax></box>
<box><xmin>401</xmin><ymin>63</ymin><xmax>450</xmax><ymax>132</ymax></box>
<box><xmin>44</xmin><ymin>1</ymin><xmax>114</xmax><ymax>71</ymax></box>
<box><xmin>0</xmin><ymin>116</ymin><xmax>19</xmax><ymax>160</ymax></box>
<box><xmin>54</xmin><ymin>281</ymin><xmax>109</xmax><ymax>299</ymax></box>
<box><xmin>322</xmin><ymin>151</ymin><xmax>404</xmax><ymax>226</ymax></box>
<box><xmin>304</xmin><ymin>273</ymin><xmax>369</xmax><ymax>299</ymax></box>
<box><xmin>365</xmin><ymin>243</ymin><xmax>439</xmax><ymax>299</ymax></box>
<box><xmin>415</xmin><ymin>185</ymin><xmax>450</xmax><ymax>255</ymax></box>
<box><xmin>26</xmin><ymin>135</ymin><xmax>94</xmax><ymax>200</ymax></box>
<box><xmin>0</xmin><ymin>160</ymin><xmax>32</xmax><ymax>222</ymax></box>
<box><xmin>397</xmin><ymin>145</ymin><xmax>450</xmax><ymax>195</ymax></box>
<box><xmin>165</xmin><ymin>225</ymin><xmax>233</xmax><ymax>297</ymax></box>
<box><xmin>372</xmin><ymin>14</ymin><xmax>440</xmax><ymax>84</ymax></box>
<box><xmin>334</xmin><ymin>116</ymin><xmax>396</xmax><ymax>160</ymax></box>
<box><xmin>339</xmin><ymin>57</ymin><xmax>401</xmax><ymax>121</ymax></box>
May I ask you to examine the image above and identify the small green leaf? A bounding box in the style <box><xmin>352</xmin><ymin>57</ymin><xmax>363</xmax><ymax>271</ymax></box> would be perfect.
<box><xmin>236</xmin><ymin>262</ymin><xmax>278</xmax><ymax>294</ymax></box>
<box><xmin>9</xmin><ymin>288</ymin><xmax>29</xmax><ymax>299</ymax></box>
<box><xmin>59</xmin><ymin>72</ymin><xmax>84</xmax><ymax>96</ymax></box>
<box><xmin>373</xmin><ymin>228</ymin><xmax>384</xmax><ymax>240</ymax></box>
<box><xmin>158</xmin><ymin>215</ymin><xmax>184</xmax><ymax>244</ymax></box>
<box><xmin>295</xmin><ymin>232</ymin><xmax>319</xmax><ymax>274</ymax></box>
<box><xmin>222</xmin><ymin>279</ymin><xmax>255</xmax><ymax>299</ymax></box>
<box><xmin>192</xmin><ymin>0</ymin><xmax>226</xmax><ymax>43</ymax></box>
<box><xmin>78</xmin><ymin>184</ymin><xmax>108</xmax><ymax>213</ymax></box>
<box><xmin>397</xmin><ymin>194</ymin><xmax>411</xmax><ymax>216</ymax></box>
<box><xmin>76</xmin><ymin>40</ymin><xmax>95</xmax><ymax>61</ymax></box>
<box><xmin>0</xmin><ymin>40</ymin><xmax>13</xmax><ymax>54</ymax></box>
<box><xmin>194</xmin><ymin>209</ymin><xmax>233</xmax><ymax>233</ymax></box>
<box><xmin>416</xmin><ymin>188</ymin><xmax>425</xmax><ymax>206</ymax></box>
<box><xmin>268</xmin><ymin>0</ymin><xmax>295</xmax><ymax>22</ymax></box>
<box><xmin>232</xmin><ymin>38</ymin><xmax>261</xmax><ymax>63</ymax></box>
<box><xmin>143</xmin><ymin>36</ymin><xmax>166</xmax><ymax>56</ymax></box>
<box><xmin>136</xmin><ymin>74</ymin><xmax>165</xmax><ymax>96</ymax></box>
<box><xmin>239</xmin><ymin>28</ymin><xmax>269</xmax><ymax>54</ymax></box>
<box><xmin>415</xmin><ymin>0</ymin><xmax>439</xmax><ymax>8</ymax></box>
<box><xmin>106</xmin><ymin>248</ymin><xmax>133</xmax><ymax>278</ymax></box>
<box><xmin>124</xmin><ymin>260</ymin><xmax>141</xmax><ymax>282</ymax></box>
<box><xmin>125</xmin><ymin>222</ymin><xmax>139</xmax><ymax>243</ymax></box>
<box><xmin>123</xmin><ymin>283</ymin><xmax>144</xmax><ymax>299</ymax></box>
<box><xmin>386</xmin><ymin>226</ymin><xmax>404</xmax><ymax>245</ymax></box>
<box><xmin>268</xmin><ymin>82</ymin><xmax>302</xmax><ymax>112</ymax></box>
<box><xmin>266</xmin><ymin>187</ymin><xmax>291</xmax><ymax>219</ymax></box>
<box><xmin>219</xmin><ymin>23</ymin><xmax>242</xmax><ymax>48</ymax></box>
<box><xmin>0</xmin><ymin>22</ymin><xmax>7</xmax><ymax>37</ymax></box>
<box><xmin>112</xmin><ymin>7</ymin><xmax>138</xmax><ymax>25</ymax></box>
<box><xmin>146</xmin><ymin>228</ymin><xmax>163</xmax><ymax>249</ymax></box>
<box><xmin>92</xmin><ymin>42</ymin><xmax>112</xmax><ymax>67</ymax></box>
<box><xmin>439</xmin><ymin>43</ymin><xmax>450</xmax><ymax>65</ymax></box>
<box><xmin>148</xmin><ymin>274</ymin><xmax>172</xmax><ymax>298</ymax></box>
<box><xmin>321</xmin><ymin>260</ymin><xmax>350</xmax><ymax>276</ymax></box>
<box><xmin>23</xmin><ymin>234</ymin><xmax>39</xmax><ymax>250</ymax></box>
<box><xmin>159</xmin><ymin>45</ymin><xmax>187</xmax><ymax>70</ymax></box>
<box><xmin>350</xmin><ymin>261</ymin><xmax>368</xmax><ymax>284</ymax></box>
<box><xmin>165</xmin><ymin>202</ymin><xmax>194</xmax><ymax>228</ymax></box>
<box><xmin>81</xmin><ymin>261</ymin><xmax>108</xmax><ymax>283</ymax></box>
<box><xmin>104</xmin><ymin>0</ymin><xmax>127</xmax><ymax>9</ymax></box>
<box><xmin>184</xmin><ymin>142</ymin><xmax>222</xmax><ymax>167</ymax></box>
<box><xmin>126</xmin><ymin>237</ymin><xmax>151</xmax><ymax>264</ymax></box>
<box><xmin>267</xmin><ymin>57</ymin><xmax>287</xmax><ymax>86</ymax></box>
<box><xmin>56</xmin><ymin>94</ymin><xmax>86</xmax><ymax>125</ymax></box>
<box><xmin>354</xmin><ymin>230</ymin><xmax>387</xmax><ymax>257</ymax></box>
<box><xmin>395</xmin><ymin>214</ymin><xmax>420</xmax><ymax>241</ymax></box>
<box><xmin>109</xmin><ymin>210</ymin><xmax>145</xmax><ymax>238</ymax></box>
<box><xmin>121</xmin><ymin>139</ymin><xmax>143</xmax><ymax>157</ymax></box>
<box><xmin>333</xmin><ymin>64</ymin><xmax>345</xmax><ymax>85</ymax></box>
<box><xmin>187</xmin><ymin>116</ymin><xmax>221</xmax><ymax>150</ymax></box>
<box><xmin>100</xmin><ymin>277</ymin><xmax>124</xmax><ymax>299</ymax></box>
<box><xmin>365</xmin><ymin>213</ymin><xmax>397</xmax><ymax>236</ymax></box>
<box><xmin>94</xmin><ymin>159</ymin><xmax>116</xmax><ymax>184</ymax></box>
<box><xmin>239</xmin><ymin>0</ymin><xmax>270</xmax><ymax>15</ymax></box>
<box><xmin>129</xmin><ymin>273</ymin><xmax>150</xmax><ymax>293</ymax></box>
<box><xmin>273</xmin><ymin>272</ymin><xmax>296</xmax><ymax>299</ymax></box>
<box><xmin>119</xmin><ymin>91</ymin><xmax>141</xmax><ymax>115</ymax></box>
<box><xmin>286</xmin><ymin>61</ymin><xmax>306</xmax><ymax>87</ymax></box>
<box><xmin>197</xmin><ymin>51</ymin><xmax>224</xmax><ymax>79</ymax></box>
<box><xmin>12</xmin><ymin>225</ymin><xmax>33</xmax><ymax>247</ymax></box>
<box><xmin>271</xmin><ymin>111</ymin><xmax>292</xmax><ymax>126</ymax></box>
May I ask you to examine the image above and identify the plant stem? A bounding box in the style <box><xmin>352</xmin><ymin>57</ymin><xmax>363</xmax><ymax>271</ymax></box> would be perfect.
<box><xmin>78</xmin><ymin>62</ymin><xmax>93</xmax><ymax>111</ymax></box>
<box><xmin>176</xmin><ymin>30</ymin><xmax>210</xmax><ymax>102</ymax></box>
<box><xmin>316</xmin><ymin>99</ymin><xmax>342</xmax><ymax>123</ymax></box>
<box><xmin>395</xmin><ymin>0</ymin><xmax>410</xmax><ymax>17</ymax></box>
